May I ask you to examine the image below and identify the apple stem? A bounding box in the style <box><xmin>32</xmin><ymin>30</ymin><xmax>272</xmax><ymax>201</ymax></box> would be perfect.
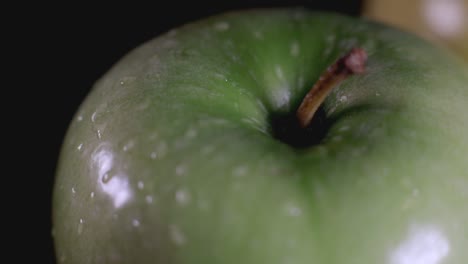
<box><xmin>296</xmin><ymin>48</ymin><xmax>368</xmax><ymax>127</ymax></box>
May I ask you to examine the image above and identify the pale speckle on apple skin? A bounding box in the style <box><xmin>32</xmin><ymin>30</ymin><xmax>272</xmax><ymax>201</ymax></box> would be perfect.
<box><xmin>175</xmin><ymin>187</ymin><xmax>191</xmax><ymax>206</ymax></box>
<box><xmin>150</xmin><ymin>141</ymin><xmax>168</xmax><ymax>160</ymax></box>
<box><xmin>58</xmin><ymin>254</ymin><xmax>66</xmax><ymax>263</ymax></box>
<box><xmin>90</xmin><ymin>191</ymin><xmax>95</xmax><ymax>198</ymax></box>
<box><xmin>322</xmin><ymin>34</ymin><xmax>336</xmax><ymax>58</ymax></box>
<box><xmin>290</xmin><ymin>41</ymin><xmax>300</xmax><ymax>57</ymax></box>
<box><xmin>96</xmin><ymin>129</ymin><xmax>102</xmax><ymax>139</ymax></box>
<box><xmin>77</xmin><ymin>143</ymin><xmax>83</xmax><ymax>151</ymax></box>
<box><xmin>284</xmin><ymin>202</ymin><xmax>303</xmax><ymax>217</ymax></box>
<box><xmin>169</xmin><ymin>224</ymin><xmax>187</xmax><ymax>246</ymax></box>
<box><xmin>197</xmin><ymin>198</ymin><xmax>211</xmax><ymax>211</ymax></box>
<box><xmin>71</xmin><ymin>186</ymin><xmax>76</xmax><ymax>194</ymax></box>
<box><xmin>76</xmin><ymin>115</ymin><xmax>83</xmax><ymax>122</ymax></box>
<box><xmin>339</xmin><ymin>125</ymin><xmax>350</xmax><ymax>132</ymax></box>
<box><xmin>332</xmin><ymin>135</ymin><xmax>343</xmax><ymax>142</ymax></box>
<box><xmin>175</xmin><ymin>163</ymin><xmax>187</xmax><ymax>176</ymax></box>
<box><xmin>122</xmin><ymin>139</ymin><xmax>135</xmax><ymax>152</ymax></box>
<box><xmin>167</xmin><ymin>29</ymin><xmax>177</xmax><ymax>37</ymax></box>
<box><xmin>271</xmin><ymin>88</ymin><xmax>291</xmax><ymax>110</ymax></box>
<box><xmin>253</xmin><ymin>30</ymin><xmax>263</xmax><ymax>39</ymax></box>
<box><xmin>214</xmin><ymin>21</ymin><xmax>229</xmax><ymax>31</ymax></box>
<box><xmin>339</xmin><ymin>95</ymin><xmax>348</xmax><ymax>102</ymax></box>
<box><xmin>232</xmin><ymin>165</ymin><xmax>248</xmax><ymax>177</ymax></box>
<box><xmin>213</xmin><ymin>72</ymin><xmax>228</xmax><ymax>81</ymax></box>
<box><xmin>201</xmin><ymin>145</ymin><xmax>215</xmax><ymax>155</ymax></box>
<box><xmin>145</xmin><ymin>195</ymin><xmax>153</xmax><ymax>204</ymax></box>
<box><xmin>184</xmin><ymin>128</ymin><xmax>197</xmax><ymax>139</ymax></box>
<box><xmin>91</xmin><ymin>111</ymin><xmax>97</xmax><ymax>123</ymax></box>
<box><xmin>136</xmin><ymin>99</ymin><xmax>151</xmax><ymax>111</ymax></box>
<box><xmin>132</xmin><ymin>219</ymin><xmax>140</xmax><ymax>228</ymax></box>
<box><xmin>297</xmin><ymin>75</ymin><xmax>305</xmax><ymax>90</ymax></box>
<box><xmin>77</xmin><ymin>218</ymin><xmax>84</xmax><ymax>235</ymax></box>
<box><xmin>137</xmin><ymin>180</ymin><xmax>144</xmax><ymax>190</ymax></box>
<box><xmin>275</xmin><ymin>65</ymin><xmax>284</xmax><ymax>80</ymax></box>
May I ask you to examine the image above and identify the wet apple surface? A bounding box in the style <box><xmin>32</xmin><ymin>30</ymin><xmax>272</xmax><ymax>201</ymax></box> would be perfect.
<box><xmin>53</xmin><ymin>8</ymin><xmax>468</xmax><ymax>264</ymax></box>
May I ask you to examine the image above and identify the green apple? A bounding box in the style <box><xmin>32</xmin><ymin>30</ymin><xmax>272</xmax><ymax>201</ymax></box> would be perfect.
<box><xmin>52</xmin><ymin>8</ymin><xmax>468</xmax><ymax>264</ymax></box>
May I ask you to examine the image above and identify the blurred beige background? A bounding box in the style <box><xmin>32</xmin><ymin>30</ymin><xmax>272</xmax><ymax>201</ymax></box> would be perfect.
<box><xmin>364</xmin><ymin>0</ymin><xmax>468</xmax><ymax>60</ymax></box>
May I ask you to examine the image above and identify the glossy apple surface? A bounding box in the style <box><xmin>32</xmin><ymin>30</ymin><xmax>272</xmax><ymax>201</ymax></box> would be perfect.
<box><xmin>53</xmin><ymin>8</ymin><xmax>468</xmax><ymax>264</ymax></box>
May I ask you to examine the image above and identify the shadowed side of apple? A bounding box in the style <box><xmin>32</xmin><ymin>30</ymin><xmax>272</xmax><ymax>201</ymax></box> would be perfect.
<box><xmin>53</xmin><ymin>8</ymin><xmax>468</xmax><ymax>264</ymax></box>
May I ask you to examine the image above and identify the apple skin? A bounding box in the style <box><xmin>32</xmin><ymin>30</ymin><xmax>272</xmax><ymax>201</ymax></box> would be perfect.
<box><xmin>53</xmin><ymin>8</ymin><xmax>468</xmax><ymax>264</ymax></box>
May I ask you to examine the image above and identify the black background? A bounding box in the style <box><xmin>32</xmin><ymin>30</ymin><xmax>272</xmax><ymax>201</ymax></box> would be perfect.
<box><xmin>15</xmin><ymin>0</ymin><xmax>362</xmax><ymax>262</ymax></box>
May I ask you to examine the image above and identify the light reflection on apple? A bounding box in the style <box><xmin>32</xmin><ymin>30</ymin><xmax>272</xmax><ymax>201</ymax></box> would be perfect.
<box><xmin>389</xmin><ymin>224</ymin><xmax>450</xmax><ymax>264</ymax></box>
<box><xmin>91</xmin><ymin>143</ymin><xmax>132</xmax><ymax>208</ymax></box>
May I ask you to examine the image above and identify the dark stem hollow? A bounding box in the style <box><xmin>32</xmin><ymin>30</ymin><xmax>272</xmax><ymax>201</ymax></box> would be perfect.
<box><xmin>270</xmin><ymin>107</ymin><xmax>330</xmax><ymax>149</ymax></box>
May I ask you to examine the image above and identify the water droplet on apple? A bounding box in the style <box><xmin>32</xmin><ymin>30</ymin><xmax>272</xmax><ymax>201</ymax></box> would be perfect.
<box><xmin>90</xmin><ymin>192</ymin><xmax>95</xmax><ymax>198</ymax></box>
<box><xmin>339</xmin><ymin>95</ymin><xmax>348</xmax><ymax>102</ymax></box>
<box><xmin>272</xmin><ymin>88</ymin><xmax>291</xmax><ymax>110</ymax></box>
<box><xmin>150</xmin><ymin>151</ymin><xmax>157</xmax><ymax>159</ymax></box>
<box><xmin>71</xmin><ymin>187</ymin><xmax>76</xmax><ymax>194</ymax></box>
<box><xmin>137</xmin><ymin>181</ymin><xmax>144</xmax><ymax>190</ymax></box>
<box><xmin>102</xmin><ymin>173</ymin><xmax>113</xmax><ymax>183</ymax></box>
<box><xmin>96</xmin><ymin>129</ymin><xmax>102</xmax><ymax>139</ymax></box>
<box><xmin>122</xmin><ymin>139</ymin><xmax>135</xmax><ymax>152</ymax></box>
<box><xmin>132</xmin><ymin>219</ymin><xmax>140</xmax><ymax>228</ymax></box>
<box><xmin>290</xmin><ymin>41</ymin><xmax>300</xmax><ymax>57</ymax></box>
<box><xmin>91</xmin><ymin>112</ymin><xmax>97</xmax><ymax>123</ymax></box>
<box><xmin>214</xmin><ymin>21</ymin><xmax>229</xmax><ymax>31</ymax></box>
<box><xmin>175</xmin><ymin>188</ymin><xmax>191</xmax><ymax>206</ymax></box>
<box><xmin>77</xmin><ymin>143</ymin><xmax>83</xmax><ymax>151</ymax></box>
<box><xmin>169</xmin><ymin>224</ymin><xmax>186</xmax><ymax>246</ymax></box>
<box><xmin>76</xmin><ymin>115</ymin><xmax>83</xmax><ymax>122</ymax></box>
<box><xmin>77</xmin><ymin>219</ymin><xmax>84</xmax><ymax>235</ymax></box>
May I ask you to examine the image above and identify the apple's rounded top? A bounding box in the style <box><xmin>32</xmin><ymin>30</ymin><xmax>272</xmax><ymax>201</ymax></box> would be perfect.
<box><xmin>54</xmin><ymin>8</ymin><xmax>468</xmax><ymax>264</ymax></box>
